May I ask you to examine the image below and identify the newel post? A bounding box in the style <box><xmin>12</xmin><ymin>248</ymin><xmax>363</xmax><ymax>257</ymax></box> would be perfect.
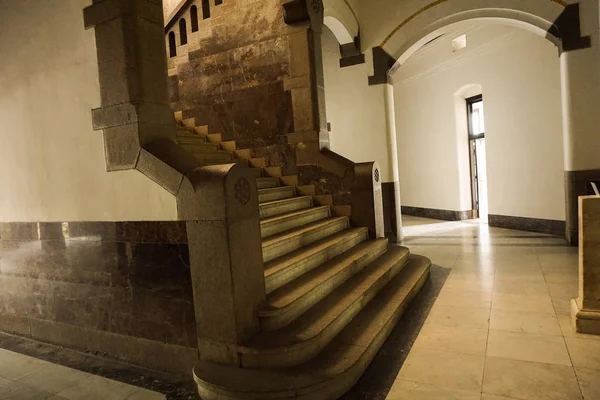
<box><xmin>352</xmin><ymin>162</ymin><xmax>385</xmax><ymax>239</ymax></box>
<box><xmin>571</xmin><ymin>195</ymin><xmax>600</xmax><ymax>334</ymax></box>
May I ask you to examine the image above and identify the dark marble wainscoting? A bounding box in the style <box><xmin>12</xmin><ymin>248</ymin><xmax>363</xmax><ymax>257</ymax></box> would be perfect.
<box><xmin>0</xmin><ymin>221</ymin><xmax>197</xmax><ymax>376</ymax></box>
<box><xmin>401</xmin><ymin>206</ymin><xmax>475</xmax><ymax>221</ymax></box>
<box><xmin>488</xmin><ymin>214</ymin><xmax>566</xmax><ymax>237</ymax></box>
<box><xmin>565</xmin><ymin>169</ymin><xmax>600</xmax><ymax>245</ymax></box>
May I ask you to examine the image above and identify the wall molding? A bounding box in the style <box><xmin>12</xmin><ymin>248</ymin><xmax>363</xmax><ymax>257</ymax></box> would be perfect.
<box><xmin>488</xmin><ymin>214</ymin><xmax>566</xmax><ymax>237</ymax></box>
<box><xmin>401</xmin><ymin>206</ymin><xmax>475</xmax><ymax>221</ymax></box>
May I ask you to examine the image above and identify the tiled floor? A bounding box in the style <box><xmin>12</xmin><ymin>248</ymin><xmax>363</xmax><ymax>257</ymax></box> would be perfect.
<box><xmin>0</xmin><ymin>347</ymin><xmax>165</xmax><ymax>400</ymax></box>
<box><xmin>386</xmin><ymin>216</ymin><xmax>600</xmax><ymax>400</ymax></box>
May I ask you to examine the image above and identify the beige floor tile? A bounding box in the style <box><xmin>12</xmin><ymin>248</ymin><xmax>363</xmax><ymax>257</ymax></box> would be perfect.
<box><xmin>435</xmin><ymin>289</ymin><xmax>492</xmax><ymax>308</ymax></box>
<box><xmin>486</xmin><ymin>330</ymin><xmax>572</xmax><ymax>366</ymax></box>
<box><xmin>425</xmin><ymin>305</ymin><xmax>490</xmax><ymax>329</ymax></box>
<box><xmin>126</xmin><ymin>388</ymin><xmax>166</xmax><ymax>400</ymax></box>
<box><xmin>565</xmin><ymin>337</ymin><xmax>600</xmax><ymax>370</ymax></box>
<box><xmin>386</xmin><ymin>380</ymin><xmax>480</xmax><ymax>400</ymax></box>
<box><xmin>0</xmin><ymin>350</ymin><xmax>49</xmax><ymax>380</ymax></box>
<box><xmin>398</xmin><ymin>347</ymin><xmax>485</xmax><ymax>392</ymax></box>
<box><xmin>552</xmin><ymin>297</ymin><xmax>575</xmax><ymax>315</ymax></box>
<box><xmin>544</xmin><ymin>271</ymin><xmax>579</xmax><ymax>284</ymax></box>
<box><xmin>490</xmin><ymin>309</ymin><xmax>561</xmax><ymax>336</ymax></box>
<box><xmin>492</xmin><ymin>293</ymin><xmax>555</xmax><ymax>314</ymax></box>
<box><xmin>494</xmin><ymin>270</ymin><xmax>546</xmax><ymax>283</ymax></box>
<box><xmin>17</xmin><ymin>363</ymin><xmax>90</xmax><ymax>394</ymax></box>
<box><xmin>481</xmin><ymin>395</ymin><xmax>520</xmax><ymax>400</ymax></box>
<box><xmin>413</xmin><ymin>324</ymin><xmax>488</xmax><ymax>355</ymax></box>
<box><xmin>482</xmin><ymin>357</ymin><xmax>582</xmax><ymax>400</ymax></box>
<box><xmin>558</xmin><ymin>314</ymin><xmax>600</xmax><ymax>341</ymax></box>
<box><xmin>0</xmin><ymin>381</ymin><xmax>55</xmax><ymax>400</ymax></box>
<box><xmin>547</xmin><ymin>283</ymin><xmax>578</xmax><ymax>299</ymax></box>
<box><xmin>56</xmin><ymin>375</ymin><xmax>138</xmax><ymax>400</ymax></box>
<box><xmin>442</xmin><ymin>277</ymin><xmax>494</xmax><ymax>292</ymax></box>
<box><xmin>0</xmin><ymin>377</ymin><xmax>11</xmax><ymax>387</ymax></box>
<box><xmin>575</xmin><ymin>367</ymin><xmax>600</xmax><ymax>400</ymax></box>
<box><xmin>493</xmin><ymin>280</ymin><xmax>549</xmax><ymax>296</ymax></box>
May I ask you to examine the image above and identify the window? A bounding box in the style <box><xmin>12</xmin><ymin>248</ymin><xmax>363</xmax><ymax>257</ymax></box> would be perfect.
<box><xmin>467</xmin><ymin>95</ymin><xmax>485</xmax><ymax>138</ymax></box>
<box><xmin>179</xmin><ymin>19</ymin><xmax>188</xmax><ymax>45</ymax></box>
<box><xmin>202</xmin><ymin>0</ymin><xmax>211</xmax><ymax>19</ymax></box>
<box><xmin>168</xmin><ymin>31</ymin><xmax>177</xmax><ymax>57</ymax></box>
<box><xmin>190</xmin><ymin>6</ymin><xmax>199</xmax><ymax>32</ymax></box>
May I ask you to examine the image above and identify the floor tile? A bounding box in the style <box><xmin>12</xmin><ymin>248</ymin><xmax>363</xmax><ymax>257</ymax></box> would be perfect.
<box><xmin>565</xmin><ymin>337</ymin><xmax>600</xmax><ymax>370</ymax></box>
<box><xmin>435</xmin><ymin>289</ymin><xmax>492</xmax><ymax>308</ymax></box>
<box><xmin>441</xmin><ymin>277</ymin><xmax>494</xmax><ymax>292</ymax></box>
<box><xmin>398</xmin><ymin>347</ymin><xmax>485</xmax><ymax>392</ymax></box>
<box><xmin>482</xmin><ymin>357</ymin><xmax>582</xmax><ymax>400</ymax></box>
<box><xmin>544</xmin><ymin>271</ymin><xmax>579</xmax><ymax>284</ymax></box>
<box><xmin>0</xmin><ymin>381</ymin><xmax>55</xmax><ymax>400</ymax></box>
<box><xmin>492</xmin><ymin>293</ymin><xmax>555</xmax><ymax>314</ymax></box>
<box><xmin>494</xmin><ymin>270</ymin><xmax>545</xmax><ymax>283</ymax></box>
<box><xmin>17</xmin><ymin>363</ymin><xmax>90</xmax><ymax>394</ymax></box>
<box><xmin>486</xmin><ymin>330</ymin><xmax>572</xmax><ymax>366</ymax></box>
<box><xmin>0</xmin><ymin>376</ymin><xmax>11</xmax><ymax>387</ymax></box>
<box><xmin>489</xmin><ymin>309</ymin><xmax>561</xmax><ymax>336</ymax></box>
<box><xmin>425</xmin><ymin>305</ymin><xmax>490</xmax><ymax>329</ymax></box>
<box><xmin>0</xmin><ymin>349</ymin><xmax>49</xmax><ymax>380</ymax></box>
<box><xmin>412</xmin><ymin>324</ymin><xmax>488</xmax><ymax>355</ymax></box>
<box><xmin>547</xmin><ymin>283</ymin><xmax>578</xmax><ymax>299</ymax></box>
<box><xmin>552</xmin><ymin>297</ymin><xmax>575</xmax><ymax>315</ymax></box>
<box><xmin>56</xmin><ymin>375</ymin><xmax>139</xmax><ymax>400</ymax></box>
<box><xmin>126</xmin><ymin>388</ymin><xmax>166</xmax><ymax>400</ymax></box>
<box><xmin>575</xmin><ymin>367</ymin><xmax>600</xmax><ymax>400</ymax></box>
<box><xmin>493</xmin><ymin>280</ymin><xmax>549</xmax><ymax>296</ymax></box>
<box><xmin>386</xmin><ymin>380</ymin><xmax>480</xmax><ymax>400</ymax></box>
<box><xmin>481</xmin><ymin>395</ymin><xmax>520</xmax><ymax>400</ymax></box>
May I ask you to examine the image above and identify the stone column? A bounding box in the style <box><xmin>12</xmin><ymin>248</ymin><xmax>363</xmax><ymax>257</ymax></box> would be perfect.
<box><xmin>557</xmin><ymin>0</ymin><xmax>600</xmax><ymax>245</ymax></box>
<box><xmin>384</xmin><ymin>83</ymin><xmax>404</xmax><ymax>242</ymax></box>
<box><xmin>571</xmin><ymin>195</ymin><xmax>600</xmax><ymax>334</ymax></box>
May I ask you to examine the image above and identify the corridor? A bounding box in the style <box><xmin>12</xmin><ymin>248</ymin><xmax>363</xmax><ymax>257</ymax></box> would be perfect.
<box><xmin>386</xmin><ymin>216</ymin><xmax>597</xmax><ymax>400</ymax></box>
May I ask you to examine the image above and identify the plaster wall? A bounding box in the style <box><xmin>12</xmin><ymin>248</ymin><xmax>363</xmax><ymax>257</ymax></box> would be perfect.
<box><xmin>0</xmin><ymin>0</ymin><xmax>178</xmax><ymax>222</ymax></box>
<box><xmin>393</xmin><ymin>23</ymin><xmax>565</xmax><ymax>221</ymax></box>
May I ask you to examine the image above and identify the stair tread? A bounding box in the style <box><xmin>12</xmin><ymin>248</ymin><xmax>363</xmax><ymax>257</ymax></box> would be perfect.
<box><xmin>194</xmin><ymin>254</ymin><xmax>431</xmax><ymax>397</ymax></box>
<box><xmin>241</xmin><ymin>246</ymin><xmax>410</xmax><ymax>351</ymax></box>
<box><xmin>259</xmin><ymin>196</ymin><xmax>312</xmax><ymax>210</ymax></box>
<box><xmin>258</xmin><ymin>186</ymin><xmax>295</xmax><ymax>195</ymax></box>
<box><xmin>260</xmin><ymin>206</ymin><xmax>330</xmax><ymax>225</ymax></box>
<box><xmin>262</xmin><ymin>238</ymin><xmax>389</xmax><ymax>312</ymax></box>
<box><xmin>262</xmin><ymin>217</ymin><xmax>348</xmax><ymax>250</ymax></box>
<box><xmin>264</xmin><ymin>227</ymin><xmax>368</xmax><ymax>280</ymax></box>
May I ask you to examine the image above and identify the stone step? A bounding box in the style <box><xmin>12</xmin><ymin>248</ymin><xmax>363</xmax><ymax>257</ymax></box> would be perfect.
<box><xmin>256</xmin><ymin>177</ymin><xmax>279</xmax><ymax>190</ymax></box>
<box><xmin>259</xmin><ymin>196</ymin><xmax>312</xmax><ymax>219</ymax></box>
<box><xmin>191</xmin><ymin>151</ymin><xmax>235</xmax><ymax>163</ymax></box>
<box><xmin>176</xmin><ymin>134</ymin><xmax>208</xmax><ymax>145</ymax></box>
<box><xmin>193</xmin><ymin>253</ymin><xmax>431</xmax><ymax>400</ymax></box>
<box><xmin>249</xmin><ymin>168</ymin><xmax>263</xmax><ymax>178</ymax></box>
<box><xmin>262</xmin><ymin>217</ymin><xmax>349</xmax><ymax>263</ymax></box>
<box><xmin>264</xmin><ymin>227</ymin><xmax>368</xmax><ymax>294</ymax></box>
<box><xmin>258</xmin><ymin>186</ymin><xmax>296</xmax><ymax>204</ymax></box>
<box><xmin>259</xmin><ymin>238</ymin><xmax>389</xmax><ymax>331</ymax></box>
<box><xmin>239</xmin><ymin>245</ymin><xmax>411</xmax><ymax>368</ymax></box>
<box><xmin>179</xmin><ymin>142</ymin><xmax>221</xmax><ymax>153</ymax></box>
<box><xmin>260</xmin><ymin>206</ymin><xmax>331</xmax><ymax>238</ymax></box>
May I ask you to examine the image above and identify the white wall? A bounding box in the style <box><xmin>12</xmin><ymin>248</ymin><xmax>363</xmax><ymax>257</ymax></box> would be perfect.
<box><xmin>0</xmin><ymin>0</ymin><xmax>178</xmax><ymax>222</ymax></box>
<box><xmin>321</xmin><ymin>27</ymin><xmax>392</xmax><ymax>182</ymax></box>
<box><xmin>393</xmin><ymin>23</ymin><xmax>565</xmax><ymax>221</ymax></box>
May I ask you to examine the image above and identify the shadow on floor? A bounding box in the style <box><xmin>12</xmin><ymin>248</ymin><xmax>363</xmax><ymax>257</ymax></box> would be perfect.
<box><xmin>0</xmin><ymin>265</ymin><xmax>449</xmax><ymax>400</ymax></box>
<box><xmin>340</xmin><ymin>264</ymin><xmax>451</xmax><ymax>400</ymax></box>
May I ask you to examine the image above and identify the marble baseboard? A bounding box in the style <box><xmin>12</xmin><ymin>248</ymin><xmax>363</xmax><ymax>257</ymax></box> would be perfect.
<box><xmin>488</xmin><ymin>214</ymin><xmax>566</xmax><ymax>236</ymax></box>
<box><xmin>0</xmin><ymin>221</ymin><xmax>197</xmax><ymax>374</ymax></box>
<box><xmin>401</xmin><ymin>206</ymin><xmax>475</xmax><ymax>221</ymax></box>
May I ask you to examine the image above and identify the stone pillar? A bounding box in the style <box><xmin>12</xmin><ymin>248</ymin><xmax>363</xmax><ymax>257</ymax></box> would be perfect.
<box><xmin>384</xmin><ymin>83</ymin><xmax>404</xmax><ymax>242</ymax></box>
<box><xmin>84</xmin><ymin>0</ymin><xmax>177</xmax><ymax>171</ymax></box>
<box><xmin>571</xmin><ymin>195</ymin><xmax>600</xmax><ymax>334</ymax></box>
<box><xmin>557</xmin><ymin>0</ymin><xmax>600</xmax><ymax>245</ymax></box>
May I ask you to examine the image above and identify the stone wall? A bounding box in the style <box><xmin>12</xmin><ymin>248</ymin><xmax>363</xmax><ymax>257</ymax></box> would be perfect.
<box><xmin>166</xmin><ymin>0</ymin><xmax>299</xmax><ymax>176</ymax></box>
<box><xmin>0</xmin><ymin>221</ymin><xmax>196</xmax><ymax>375</ymax></box>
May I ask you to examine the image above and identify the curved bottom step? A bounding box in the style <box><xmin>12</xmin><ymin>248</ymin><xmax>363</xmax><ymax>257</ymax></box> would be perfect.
<box><xmin>193</xmin><ymin>254</ymin><xmax>431</xmax><ymax>400</ymax></box>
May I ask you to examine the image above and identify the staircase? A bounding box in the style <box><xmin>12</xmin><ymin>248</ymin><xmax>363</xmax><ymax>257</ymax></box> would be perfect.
<box><xmin>173</xmin><ymin>114</ymin><xmax>431</xmax><ymax>400</ymax></box>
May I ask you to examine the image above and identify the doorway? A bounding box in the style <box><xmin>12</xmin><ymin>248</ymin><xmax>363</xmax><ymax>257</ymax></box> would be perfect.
<box><xmin>467</xmin><ymin>95</ymin><xmax>488</xmax><ymax>223</ymax></box>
